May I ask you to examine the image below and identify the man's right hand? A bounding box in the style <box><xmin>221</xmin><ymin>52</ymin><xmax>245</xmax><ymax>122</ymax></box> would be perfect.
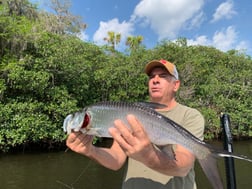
<box><xmin>66</xmin><ymin>132</ymin><xmax>94</xmax><ymax>156</ymax></box>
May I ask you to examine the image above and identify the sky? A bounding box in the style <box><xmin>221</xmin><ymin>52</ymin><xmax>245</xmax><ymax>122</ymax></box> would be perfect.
<box><xmin>33</xmin><ymin>0</ymin><xmax>252</xmax><ymax>55</ymax></box>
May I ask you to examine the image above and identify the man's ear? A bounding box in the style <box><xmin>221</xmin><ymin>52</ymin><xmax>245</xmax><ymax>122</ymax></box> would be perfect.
<box><xmin>173</xmin><ymin>80</ymin><xmax>180</xmax><ymax>92</ymax></box>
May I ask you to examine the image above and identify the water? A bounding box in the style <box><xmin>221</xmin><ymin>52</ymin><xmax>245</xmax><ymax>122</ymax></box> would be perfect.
<box><xmin>0</xmin><ymin>151</ymin><xmax>124</xmax><ymax>189</ymax></box>
<box><xmin>195</xmin><ymin>140</ymin><xmax>252</xmax><ymax>189</ymax></box>
<box><xmin>0</xmin><ymin>140</ymin><xmax>252</xmax><ymax>189</ymax></box>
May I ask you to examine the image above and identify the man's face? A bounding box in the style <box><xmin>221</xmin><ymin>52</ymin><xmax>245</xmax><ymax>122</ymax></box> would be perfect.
<box><xmin>148</xmin><ymin>67</ymin><xmax>179</xmax><ymax>102</ymax></box>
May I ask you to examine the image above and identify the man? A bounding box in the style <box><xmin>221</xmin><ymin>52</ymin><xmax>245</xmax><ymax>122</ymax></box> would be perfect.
<box><xmin>66</xmin><ymin>59</ymin><xmax>205</xmax><ymax>189</ymax></box>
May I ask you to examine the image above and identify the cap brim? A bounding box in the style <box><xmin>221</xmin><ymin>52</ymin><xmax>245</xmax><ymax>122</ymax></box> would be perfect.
<box><xmin>144</xmin><ymin>60</ymin><xmax>166</xmax><ymax>75</ymax></box>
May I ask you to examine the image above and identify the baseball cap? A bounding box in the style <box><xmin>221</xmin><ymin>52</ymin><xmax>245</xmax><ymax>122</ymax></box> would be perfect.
<box><xmin>144</xmin><ymin>59</ymin><xmax>179</xmax><ymax>80</ymax></box>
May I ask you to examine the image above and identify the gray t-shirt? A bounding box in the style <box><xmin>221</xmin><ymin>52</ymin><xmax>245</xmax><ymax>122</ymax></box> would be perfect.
<box><xmin>122</xmin><ymin>103</ymin><xmax>205</xmax><ymax>189</ymax></box>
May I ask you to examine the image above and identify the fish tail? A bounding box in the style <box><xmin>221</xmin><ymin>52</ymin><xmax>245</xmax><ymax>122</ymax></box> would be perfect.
<box><xmin>198</xmin><ymin>153</ymin><xmax>223</xmax><ymax>189</ymax></box>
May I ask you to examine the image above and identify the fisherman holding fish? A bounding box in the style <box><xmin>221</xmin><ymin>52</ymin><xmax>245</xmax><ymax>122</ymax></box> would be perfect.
<box><xmin>66</xmin><ymin>59</ymin><xmax>205</xmax><ymax>189</ymax></box>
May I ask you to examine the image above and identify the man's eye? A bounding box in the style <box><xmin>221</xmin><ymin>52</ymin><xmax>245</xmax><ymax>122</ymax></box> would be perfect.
<box><xmin>159</xmin><ymin>74</ymin><xmax>168</xmax><ymax>78</ymax></box>
<box><xmin>148</xmin><ymin>75</ymin><xmax>155</xmax><ymax>79</ymax></box>
<box><xmin>148</xmin><ymin>74</ymin><xmax>169</xmax><ymax>79</ymax></box>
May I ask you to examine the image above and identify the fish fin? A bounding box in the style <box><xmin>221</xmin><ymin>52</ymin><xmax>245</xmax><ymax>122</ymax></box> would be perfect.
<box><xmin>85</xmin><ymin>128</ymin><xmax>109</xmax><ymax>138</ymax></box>
<box><xmin>217</xmin><ymin>151</ymin><xmax>252</xmax><ymax>162</ymax></box>
<box><xmin>156</xmin><ymin>144</ymin><xmax>176</xmax><ymax>160</ymax></box>
<box><xmin>80</xmin><ymin>128</ymin><xmax>100</xmax><ymax>136</ymax></box>
<box><xmin>164</xmin><ymin>145</ymin><xmax>176</xmax><ymax>160</ymax></box>
<box><xmin>134</xmin><ymin>102</ymin><xmax>167</xmax><ymax>109</ymax></box>
<box><xmin>198</xmin><ymin>153</ymin><xmax>223</xmax><ymax>189</ymax></box>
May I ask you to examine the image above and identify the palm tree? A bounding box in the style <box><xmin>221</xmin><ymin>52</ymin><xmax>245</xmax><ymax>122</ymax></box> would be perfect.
<box><xmin>126</xmin><ymin>35</ymin><xmax>143</xmax><ymax>50</ymax></box>
<box><xmin>104</xmin><ymin>31</ymin><xmax>121</xmax><ymax>50</ymax></box>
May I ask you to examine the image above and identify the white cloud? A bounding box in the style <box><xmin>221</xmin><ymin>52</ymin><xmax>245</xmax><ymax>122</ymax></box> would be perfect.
<box><xmin>187</xmin><ymin>11</ymin><xmax>206</xmax><ymax>29</ymax></box>
<box><xmin>211</xmin><ymin>0</ymin><xmax>237</xmax><ymax>23</ymax></box>
<box><xmin>235</xmin><ymin>41</ymin><xmax>249</xmax><ymax>52</ymax></box>
<box><xmin>132</xmin><ymin>0</ymin><xmax>204</xmax><ymax>39</ymax></box>
<box><xmin>212</xmin><ymin>26</ymin><xmax>237</xmax><ymax>51</ymax></box>
<box><xmin>188</xmin><ymin>26</ymin><xmax>249</xmax><ymax>52</ymax></box>
<box><xmin>93</xmin><ymin>18</ymin><xmax>134</xmax><ymax>47</ymax></box>
<box><xmin>187</xmin><ymin>35</ymin><xmax>211</xmax><ymax>46</ymax></box>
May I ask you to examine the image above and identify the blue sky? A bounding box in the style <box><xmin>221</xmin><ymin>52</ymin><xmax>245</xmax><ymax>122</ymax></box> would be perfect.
<box><xmin>33</xmin><ymin>0</ymin><xmax>252</xmax><ymax>55</ymax></box>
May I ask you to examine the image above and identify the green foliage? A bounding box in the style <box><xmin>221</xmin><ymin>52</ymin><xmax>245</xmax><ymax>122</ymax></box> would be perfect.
<box><xmin>93</xmin><ymin>52</ymin><xmax>149</xmax><ymax>102</ymax></box>
<box><xmin>0</xmin><ymin>0</ymin><xmax>252</xmax><ymax>152</ymax></box>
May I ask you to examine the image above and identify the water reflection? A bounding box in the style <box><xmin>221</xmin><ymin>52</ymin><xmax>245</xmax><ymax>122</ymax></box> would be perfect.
<box><xmin>0</xmin><ymin>140</ymin><xmax>252</xmax><ymax>189</ymax></box>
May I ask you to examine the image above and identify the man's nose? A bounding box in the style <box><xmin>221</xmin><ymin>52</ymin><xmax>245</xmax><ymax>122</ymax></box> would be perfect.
<box><xmin>152</xmin><ymin>75</ymin><xmax>160</xmax><ymax>83</ymax></box>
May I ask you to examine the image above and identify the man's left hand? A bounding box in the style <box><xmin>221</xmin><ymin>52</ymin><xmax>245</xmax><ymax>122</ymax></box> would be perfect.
<box><xmin>109</xmin><ymin>114</ymin><xmax>155</xmax><ymax>162</ymax></box>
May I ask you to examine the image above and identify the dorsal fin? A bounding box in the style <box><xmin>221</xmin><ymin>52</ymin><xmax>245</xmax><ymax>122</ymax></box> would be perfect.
<box><xmin>133</xmin><ymin>102</ymin><xmax>167</xmax><ymax>109</ymax></box>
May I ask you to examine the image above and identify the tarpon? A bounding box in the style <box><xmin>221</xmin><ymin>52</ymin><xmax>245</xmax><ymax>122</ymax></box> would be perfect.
<box><xmin>63</xmin><ymin>101</ymin><xmax>252</xmax><ymax>189</ymax></box>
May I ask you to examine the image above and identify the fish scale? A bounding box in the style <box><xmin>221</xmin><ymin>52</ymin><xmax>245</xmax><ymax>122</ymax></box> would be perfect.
<box><xmin>63</xmin><ymin>101</ymin><xmax>252</xmax><ymax>189</ymax></box>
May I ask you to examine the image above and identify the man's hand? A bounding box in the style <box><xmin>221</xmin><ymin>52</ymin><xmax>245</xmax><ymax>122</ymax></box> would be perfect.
<box><xmin>66</xmin><ymin>132</ymin><xmax>94</xmax><ymax>156</ymax></box>
<box><xmin>109</xmin><ymin>114</ymin><xmax>155</xmax><ymax>162</ymax></box>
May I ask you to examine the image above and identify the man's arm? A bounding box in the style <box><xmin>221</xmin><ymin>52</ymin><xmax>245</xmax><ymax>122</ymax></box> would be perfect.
<box><xmin>66</xmin><ymin>132</ymin><xmax>127</xmax><ymax>170</ymax></box>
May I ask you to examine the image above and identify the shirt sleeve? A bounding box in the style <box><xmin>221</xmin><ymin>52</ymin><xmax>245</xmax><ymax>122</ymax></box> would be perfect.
<box><xmin>182</xmin><ymin>108</ymin><xmax>205</xmax><ymax>140</ymax></box>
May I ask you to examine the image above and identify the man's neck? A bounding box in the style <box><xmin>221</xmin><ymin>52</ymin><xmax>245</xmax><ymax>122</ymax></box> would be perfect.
<box><xmin>151</xmin><ymin>98</ymin><xmax>177</xmax><ymax>111</ymax></box>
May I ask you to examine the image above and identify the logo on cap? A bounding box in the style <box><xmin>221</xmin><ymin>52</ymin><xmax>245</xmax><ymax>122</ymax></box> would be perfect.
<box><xmin>160</xmin><ymin>59</ymin><xmax>167</xmax><ymax>64</ymax></box>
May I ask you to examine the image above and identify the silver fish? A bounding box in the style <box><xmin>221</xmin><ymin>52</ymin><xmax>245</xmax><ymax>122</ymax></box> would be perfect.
<box><xmin>63</xmin><ymin>101</ymin><xmax>252</xmax><ymax>189</ymax></box>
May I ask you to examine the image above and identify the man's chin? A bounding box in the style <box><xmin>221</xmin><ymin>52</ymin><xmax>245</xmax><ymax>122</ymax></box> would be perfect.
<box><xmin>150</xmin><ymin>95</ymin><xmax>162</xmax><ymax>101</ymax></box>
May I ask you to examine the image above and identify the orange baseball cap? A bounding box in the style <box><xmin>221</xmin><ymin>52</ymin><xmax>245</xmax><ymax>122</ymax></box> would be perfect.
<box><xmin>145</xmin><ymin>59</ymin><xmax>179</xmax><ymax>80</ymax></box>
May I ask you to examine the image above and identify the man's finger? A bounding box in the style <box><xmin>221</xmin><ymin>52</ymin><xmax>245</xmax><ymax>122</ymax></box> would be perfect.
<box><xmin>109</xmin><ymin>126</ymin><xmax>133</xmax><ymax>150</ymax></box>
<box><xmin>127</xmin><ymin>114</ymin><xmax>145</xmax><ymax>138</ymax></box>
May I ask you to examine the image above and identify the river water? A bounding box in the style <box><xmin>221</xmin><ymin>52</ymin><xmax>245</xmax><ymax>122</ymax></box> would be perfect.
<box><xmin>0</xmin><ymin>140</ymin><xmax>252</xmax><ymax>189</ymax></box>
